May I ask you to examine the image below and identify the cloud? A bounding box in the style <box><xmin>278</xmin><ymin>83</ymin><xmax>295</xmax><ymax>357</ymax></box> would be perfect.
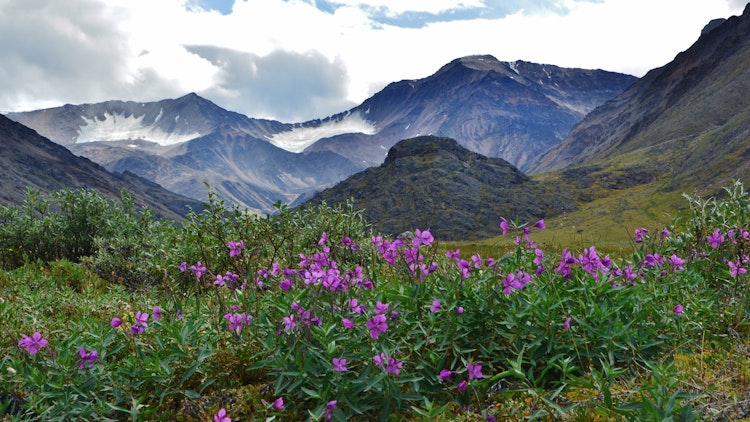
<box><xmin>187</xmin><ymin>46</ymin><xmax>356</xmax><ymax>122</ymax></box>
<box><xmin>0</xmin><ymin>0</ymin><xmax>745</xmax><ymax>121</ymax></box>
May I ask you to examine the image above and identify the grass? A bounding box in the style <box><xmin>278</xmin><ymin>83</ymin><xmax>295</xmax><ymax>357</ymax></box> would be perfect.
<box><xmin>2</xmin><ymin>185</ymin><xmax>750</xmax><ymax>420</ymax></box>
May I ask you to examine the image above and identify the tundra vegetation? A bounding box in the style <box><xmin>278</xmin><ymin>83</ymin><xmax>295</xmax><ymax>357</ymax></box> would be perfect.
<box><xmin>0</xmin><ymin>182</ymin><xmax>748</xmax><ymax>421</ymax></box>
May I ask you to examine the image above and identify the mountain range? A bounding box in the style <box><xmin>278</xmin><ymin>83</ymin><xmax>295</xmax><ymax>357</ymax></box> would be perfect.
<box><xmin>4</xmin><ymin>3</ymin><xmax>750</xmax><ymax>240</ymax></box>
<box><xmin>0</xmin><ymin>113</ymin><xmax>202</xmax><ymax>220</ymax></box>
<box><xmin>7</xmin><ymin>57</ymin><xmax>635</xmax><ymax>214</ymax></box>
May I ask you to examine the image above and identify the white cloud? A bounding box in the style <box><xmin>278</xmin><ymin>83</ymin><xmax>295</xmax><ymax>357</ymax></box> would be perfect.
<box><xmin>0</xmin><ymin>0</ymin><xmax>745</xmax><ymax>120</ymax></box>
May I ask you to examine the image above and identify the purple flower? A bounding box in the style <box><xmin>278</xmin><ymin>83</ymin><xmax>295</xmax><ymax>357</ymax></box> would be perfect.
<box><xmin>318</xmin><ymin>232</ymin><xmax>328</xmax><ymax>246</ymax></box>
<box><xmin>325</xmin><ymin>400</ymin><xmax>337</xmax><ymax>420</ymax></box>
<box><xmin>214</xmin><ymin>408</ymin><xmax>231</xmax><ymax>422</ymax></box>
<box><xmin>487</xmin><ymin>416</ymin><xmax>498</xmax><ymax>422</ymax></box>
<box><xmin>374</xmin><ymin>301</ymin><xmax>389</xmax><ymax>315</ymax></box>
<box><xmin>18</xmin><ymin>332</ymin><xmax>48</xmax><ymax>355</ymax></box>
<box><xmin>729</xmin><ymin>260</ymin><xmax>747</xmax><ymax>277</ymax></box>
<box><xmin>430</xmin><ymin>300</ymin><xmax>441</xmax><ymax>313</ymax></box>
<box><xmin>455</xmin><ymin>306</ymin><xmax>464</xmax><ymax>314</ymax></box>
<box><xmin>366</xmin><ymin>314</ymin><xmax>388</xmax><ymax>339</ymax></box>
<box><xmin>135</xmin><ymin>311</ymin><xmax>149</xmax><ymax>328</ymax></box>
<box><xmin>228</xmin><ymin>240</ymin><xmax>244</xmax><ymax>257</ymax></box>
<box><xmin>130</xmin><ymin>325</ymin><xmax>144</xmax><ymax>335</ymax></box>
<box><xmin>332</xmin><ymin>357</ymin><xmax>348</xmax><ymax>372</ymax></box>
<box><xmin>467</xmin><ymin>362</ymin><xmax>483</xmax><ymax>380</ymax></box>
<box><xmin>341</xmin><ymin>318</ymin><xmax>354</xmax><ymax>329</ymax></box>
<box><xmin>273</xmin><ymin>397</ymin><xmax>284</xmax><ymax>409</ymax></box>
<box><xmin>179</xmin><ymin>261</ymin><xmax>187</xmax><ymax>272</ymax></box>
<box><xmin>661</xmin><ymin>228</ymin><xmax>671</xmax><ymax>238</ymax></box>
<box><xmin>225</xmin><ymin>313</ymin><xmax>252</xmax><ymax>331</ymax></box>
<box><xmin>152</xmin><ymin>306</ymin><xmax>162</xmax><ymax>321</ymax></box>
<box><xmin>282</xmin><ymin>314</ymin><xmax>296</xmax><ymax>331</ymax></box>
<box><xmin>457</xmin><ymin>380</ymin><xmax>467</xmax><ymax>392</ymax></box>
<box><xmin>635</xmin><ymin>228</ymin><xmax>648</xmax><ymax>243</ymax></box>
<box><xmin>78</xmin><ymin>347</ymin><xmax>98</xmax><ymax>369</ymax></box>
<box><xmin>414</xmin><ymin>228</ymin><xmax>434</xmax><ymax>247</ymax></box>
<box><xmin>189</xmin><ymin>261</ymin><xmax>207</xmax><ymax>279</ymax></box>
<box><xmin>673</xmin><ymin>304</ymin><xmax>684</xmax><ymax>317</ymax></box>
<box><xmin>439</xmin><ymin>369</ymin><xmax>452</xmax><ymax>381</ymax></box>
<box><xmin>707</xmin><ymin>229</ymin><xmax>725</xmax><ymax>249</ymax></box>
<box><xmin>669</xmin><ymin>254</ymin><xmax>685</xmax><ymax>271</ymax></box>
<box><xmin>500</xmin><ymin>217</ymin><xmax>509</xmax><ymax>235</ymax></box>
<box><xmin>563</xmin><ymin>317</ymin><xmax>571</xmax><ymax>331</ymax></box>
<box><xmin>533</xmin><ymin>219</ymin><xmax>546</xmax><ymax>230</ymax></box>
<box><xmin>110</xmin><ymin>317</ymin><xmax>123</xmax><ymax>328</ymax></box>
<box><xmin>280</xmin><ymin>278</ymin><xmax>293</xmax><ymax>291</ymax></box>
<box><xmin>386</xmin><ymin>357</ymin><xmax>403</xmax><ymax>375</ymax></box>
<box><xmin>373</xmin><ymin>352</ymin><xmax>387</xmax><ymax>367</ymax></box>
<box><xmin>446</xmin><ymin>249</ymin><xmax>461</xmax><ymax>261</ymax></box>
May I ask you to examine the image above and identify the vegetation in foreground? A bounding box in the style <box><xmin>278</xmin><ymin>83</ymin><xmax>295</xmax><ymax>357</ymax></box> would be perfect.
<box><xmin>0</xmin><ymin>183</ymin><xmax>749</xmax><ymax>421</ymax></box>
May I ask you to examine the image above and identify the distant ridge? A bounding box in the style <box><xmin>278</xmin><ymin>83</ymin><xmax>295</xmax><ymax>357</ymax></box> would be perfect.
<box><xmin>305</xmin><ymin>136</ymin><xmax>575</xmax><ymax>240</ymax></box>
<box><xmin>0</xmin><ymin>113</ymin><xmax>202</xmax><ymax>218</ymax></box>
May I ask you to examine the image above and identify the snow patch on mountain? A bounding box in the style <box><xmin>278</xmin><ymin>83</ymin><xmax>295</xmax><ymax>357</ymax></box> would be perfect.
<box><xmin>269</xmin><ymin>113</ymin><xmax>376</xmax><ymax>153</ymax></box>
<box><xmin>77</xmin><ymin>111</ymin><xmax>202</xmax><ymax>145</ymax></box>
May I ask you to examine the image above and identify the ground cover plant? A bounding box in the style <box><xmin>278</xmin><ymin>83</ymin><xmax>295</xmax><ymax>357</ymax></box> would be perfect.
<box><xmin>0</xmin><ymin>182</ymin><xmax>749</xmax><ymax>420</ymax></box>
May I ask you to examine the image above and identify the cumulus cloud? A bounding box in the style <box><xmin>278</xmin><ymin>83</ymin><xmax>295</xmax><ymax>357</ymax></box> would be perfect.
<box><xmin>0</xmin><ymin>0</ymin><xmax>745</xmax><ymax>122</ymax></box>
<box><xmin>187</xmin><ymin>46</ymin><xmax>355</xmax><ymax>121</ymax></box>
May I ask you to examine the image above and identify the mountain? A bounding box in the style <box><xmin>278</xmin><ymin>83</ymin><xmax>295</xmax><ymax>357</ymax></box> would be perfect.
<box><xmin>0</xmin><ymin>114</ymin><xmax>202</xmax><ymax>219</ymax></box>
<box><xmin>7</xmin><ymin>58</ymin><xmax>635</xmax><ymax>214</ymax></box>
<box><xmin>529</xmin><ymin>3</ymin><xmax>750</xmax><ymax>197</ymax></box>
<box><xmin>304</xmin><ymin>136</ymin><xmax>575</xmax><ymax>240</ymax></box>
<box><xmin>304</xmin><ymin>56</ymin><xmax>637</xmax><ymax>171</ymax></box>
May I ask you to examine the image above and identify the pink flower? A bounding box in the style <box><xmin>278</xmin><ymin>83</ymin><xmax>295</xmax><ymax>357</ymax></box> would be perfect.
<box><xmin>430</xmin><ymin>300</ymin><xmax>441</xmax><ymax>313</ymax></box>
<box><xmin>457</xmin><ymin>380</ymin><xmax>468</xmax><ymax>392</ymax></box>
<box><xmin>673</xmin><ymin>304</ymin><xmax>684</xmax><ymax>317</ymax></box>
<box><xmin>386</xmin><ymin>357</ymin><xmax>403</xmax><ymax>375</ymax></box>
<box><xmin>332</xmin><ymin>357</ymin><xmax>348</xmax><ymax>372</ymax></box>
<box><xmin>214</xmin><ymin>408</ymin><xmax>231</xmax><ymax>422</ymax></box>
<box><xmin>341</xmin><ymin>318</ymin><xmax>354</xmax><ymax>329</ymax></box>
<box><xmin>439</xmin><ymin>369</ymin><xmax>452</xmax><ymax>381</ymax></box>
<box><xmin>228</xmin><ymin>240</ymin><xmax>244</xmax><ymax>257</ymax></box>
<box><xmin>500</xmin><ymin>217</ymin><xmax>509</xmax><ymax>235</ymax></box>
<box><xmin>110</xmin><ymin>317</ymin><xmax>123</xmax><ymax>328</ymax></box>
<box><xmin>273</xmin><ymin>397</ymin><xmax>285</xmax><ymax>409</ymax></box>
<box><xmin>18</xmin><ymin>332</ymin><xmax>48</xmax><ymax>355</ymax></box>
<box><xmin>467</xmin><ymin>362</ymin><xmax>483</xmax><ymax>380</ymax></box>
<box><xmin>563</xmin><ymin>317</ymin><xmax>571</xmax><ymax>331</ymax></box>
<box><xmin>533</xmin><ymin>219</ymin><xmax>546</xmax><ymax>230</ymax></box>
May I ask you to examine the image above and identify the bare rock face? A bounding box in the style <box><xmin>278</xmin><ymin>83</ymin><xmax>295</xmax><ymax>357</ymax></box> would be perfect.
<box><xmin>305</xmin><ymin>55</ymin><xmax>637</xmax><ymax>172</ymax></box>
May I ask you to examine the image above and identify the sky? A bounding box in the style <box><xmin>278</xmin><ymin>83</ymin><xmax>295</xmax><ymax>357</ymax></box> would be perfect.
<box><xmin>0</xmin><ymin>0</ymin><xmax>746</xmax><ymax>122</ymax></box>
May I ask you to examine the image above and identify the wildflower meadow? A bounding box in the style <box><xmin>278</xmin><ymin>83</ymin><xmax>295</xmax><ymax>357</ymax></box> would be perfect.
<box><xmin>0</xmin><ymin>182</ymin><xmax>749</xmax><ymax>420</ymax></box>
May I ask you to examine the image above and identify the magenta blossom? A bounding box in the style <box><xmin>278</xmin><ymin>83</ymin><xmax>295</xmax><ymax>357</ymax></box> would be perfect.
<box><xmin>228</xmin><ymin>240</ymin><xmax>245</xmax><ymax>257</ymax></box>
<box><xmin>439</xmin><ymin>369</ymin><xmax>452</xmax><ymax>381</ymax></box>
<box><xmin>533</xmin><ymin>219</ymin><xmax>546</xmax><ymax>230</ymax></box>
<box><xmin>457</xmin><ymin>380</ymin><xmax>468</xmax><ymax>392</ymax></box>
<box><xmin>634</xmin><ymin>228</ymin><xmax>648</xmax><ymax>243</ymax></box>
<box><xmin>707</xmin><ymin>229</ymin><xmax>725</xmax><ymax>249</ymax></box>
<box><xmin>273</xmin><ymin>397</ymin><xmax>285</xmax><ymax>409</ymax></box>
<box><xmin>78</xmin><ymin>347</ymin><xmax>98</xmax><ymax>369</ymax></box>
<box><xmin>673</xmin><ymin>304</ymin><xmax>684</xmax><ymax>317</ymax></box>
<box><xmin>152</xmin><ymin>306</ymin><xmax>162</xmax><ymax>321</ymax></box>
<box><xmin>332</xmin><ymin>357</ymin><xmax>348</xmax><ymax>372</ymax></box>
<box><xmin>430</xmin><ymin>300</ymin><xmax>441</xmax><ymax>313</ymax></box>
<box><xmin>563</xmin><ymin>317</ymin><xmax>572</xmax><ymax>331</ymax></box>
<box><xmin>366</xmin><ymin>314</ymin><xmax>388</xmax><ymax>339</ymax></box>
<box><xmin>467</xmin><ymin>362</ymin><xmax>483</xmax><ymax>380</ymax></box>
<box><xmin>729</xmin><ymin>260</ymin><xmax>747</xmax><ymax>277</ymax></box>
<box><xmin>189</xmin><ymin>261</ymin><xmax>207</xmax><ymax>279</ymax></box>
<box><xmin>386</xmin><ymin>357</ymin><xmax>403</xmax><ymax>375</ymax></box>
<box><xmin>214</xmin><ymin>408</ymin><xmax>231</xmax><ymax>422</ymax></box>
<box><xmin>500</xmin><ymin>217</ymin><xmax>509</xmax><ymax>235</ymax></box>
<box><xmin>341</xmin><ymin>318</ymin><xmax>354</xmax><ymax>329</ymax></box>
<box><xmin>414</xmin><ymin>228</ymin><xmax>434</xmax><ymax>247</ymax></box>
<box><xmin>18</xmin><ymin>332</ymin><xmax>48</xmax><ymax>355</ymax></box>
<box><xmin>110</xmin><ymin>317</ymin><xmax>123</xmax><ymax>328</ymax></box>
<box><xmin>373</xmin><ymin>352</ymin><xmax>387</xmax><ymax>367</ymax></box>
<box><xmin>325</xmin><ymin>400</ymin><xmax>337</xmax><ymax>420</ymax></box>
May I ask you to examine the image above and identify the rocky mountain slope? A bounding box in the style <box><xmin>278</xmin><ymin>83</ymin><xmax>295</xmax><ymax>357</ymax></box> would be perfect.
<box><xmin>7</xmin><ymin>58</ymin><xmax>635</xmax><ymax>213</ymax></box>
<box><xmin>305</xmin><ymin>56</ymin><xmax>636</xmax><ymax>171</ymax></box>
<box><xmin>529</xmin><ymin>3</ymin><xmax>750</xmax><ymax>197</ymax></box>
<box><xmin>304</xmin><ymin>136</ymin><xmax>575</xmax><ymax>240</ymax></box>
<box><xmin>0</xmin><ymin>114</ymin><xmax>202</xmax><ymax>219</ymax></box>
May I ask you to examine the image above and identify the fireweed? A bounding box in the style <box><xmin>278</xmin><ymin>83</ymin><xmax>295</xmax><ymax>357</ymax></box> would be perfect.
<box><xmin>1</xmin><ymin>183</ymin><xmax>749</xmax><ymax>420</ymax></box>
